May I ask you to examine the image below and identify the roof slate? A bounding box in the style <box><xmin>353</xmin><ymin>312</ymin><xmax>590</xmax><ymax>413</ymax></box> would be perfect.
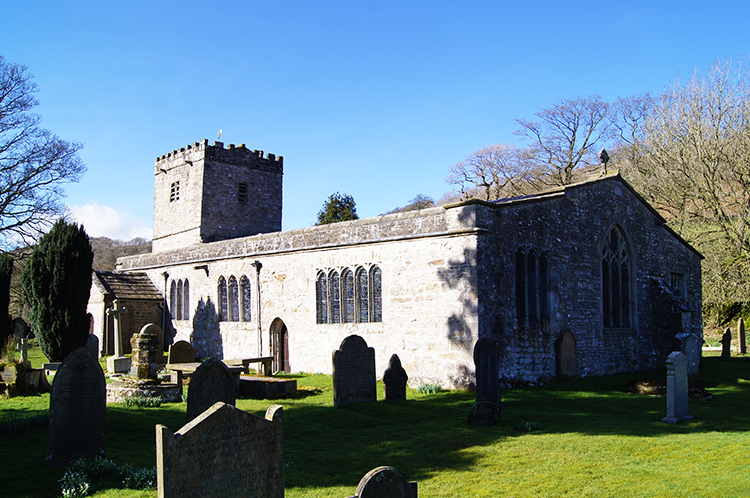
<box><xmin>94</xmin><ymin>271</ymin><xmax>163</xmax><ymax>300</ymax></box>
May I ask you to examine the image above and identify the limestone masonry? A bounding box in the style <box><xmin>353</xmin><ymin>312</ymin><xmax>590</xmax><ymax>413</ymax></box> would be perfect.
<box><xmin>89</xmin><ymin>139</ymin><xmax>703</xmax><ymax>389</ymax></box>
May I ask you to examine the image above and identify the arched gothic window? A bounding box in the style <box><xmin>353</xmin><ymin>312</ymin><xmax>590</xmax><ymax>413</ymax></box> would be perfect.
<box><xmin>228</xmin><ymin>276</ymin><xmax>240</xmax><ymax>322</ymax></box>
<box><xmin>316</xmin><ymin>271</ymin><xmax>328</xmax><ymax>324</ymax></box>
<box><xmin>515</xmin><ymin>247</ymin><xmax>549</xmax><ymax>326</ymax></box>
<box><xmin>342</xmin><ymin>269</ymin><xmax>355</xmax><ymax>323</ymax></box>
<box><xmin>183</xmin><ymin>279</ymin><xmax>190</xmax><ymax>321</ymax></box>
<box><xmin>240</xmin><ymin>276</ymin><xmax>252</xmax><ymax>322</ymax></box>
<box><xmin>356</xmin><ymin>267</ymin><xmax>369</xmax><ymax>323</ymax></box>
<box><xmin>218</xmin><ymin>276</ymin><xmax>228</xmax><ymax>322</ymax></box>
<box><xmin>329</xmin><ymin>271</ymin><xmax>341</xmax><ymax>323</ymax></box>
<box><xmin>170</xmin><ymin>280</ymin><xmax>177</xmax><ymax>320</ymax></box>
<box><xmin>370</xmin><ymin>266</ymin><xmax>382</xmax><ymax>322</ymax></box>
<box><xmin>176</xmin><ymin>280</ymin><xmax>183</xmax><ymax>321</ymax></box>
<box><xmin>315</xmin><ymin>265</ymin><xmax>382</xmax><ymax>324</ymax></box>
<box><xmin>602</xmin><ymin>226</ymin><xmax>632</xmax><ymax>328</ymax></box>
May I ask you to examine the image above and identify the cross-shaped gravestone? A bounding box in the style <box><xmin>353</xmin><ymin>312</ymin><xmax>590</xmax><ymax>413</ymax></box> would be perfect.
<box><xmin>105</xmin><ymin>299</ymin><xmax>131</xmax><ymax>374</ymax></box>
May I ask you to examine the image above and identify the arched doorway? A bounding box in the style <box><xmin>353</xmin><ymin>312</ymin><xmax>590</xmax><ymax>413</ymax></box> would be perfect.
<box><xmin>269</xmin><ymin>318</ymin><xmax>289</xmax><ymax>374</ymax></box>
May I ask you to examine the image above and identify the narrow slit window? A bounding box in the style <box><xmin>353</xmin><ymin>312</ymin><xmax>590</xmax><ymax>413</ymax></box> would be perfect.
<box><xmin>238</xmin><ymin>182</ymin><xmax>248</xmax><ymax>203</ymax></box>
<box><xmin>170</xmin><ymin>181</ymin><xmax>180</xmax><ymax>202</ymax></box>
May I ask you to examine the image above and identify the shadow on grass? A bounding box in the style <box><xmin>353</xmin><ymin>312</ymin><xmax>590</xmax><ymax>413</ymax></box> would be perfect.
<box><xmin>3</xmin><ymin>355</ymin><xmax>750</xmax><ymax>496</ymax></box>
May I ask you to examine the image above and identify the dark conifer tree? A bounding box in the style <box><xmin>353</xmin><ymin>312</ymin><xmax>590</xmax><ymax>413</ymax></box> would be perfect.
<box><xmin>22</xmin><ymin>220</ymin><xmax>93</xmax><ymax>361</ymax></box>
<box><xmin>315</xmin><ymin>192</ymin><xmax>359</xmax><ymax>225</ymax></box>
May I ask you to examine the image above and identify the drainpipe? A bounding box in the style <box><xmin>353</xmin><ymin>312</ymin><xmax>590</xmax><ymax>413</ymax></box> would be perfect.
<box><xmin>161</xmin><ymin>271</ymin><xmax>169</xmax><ymax>347</ymax></box>
<box><xmin>251</xmin><ymin>261</ymin><xmax>263</xmax><ymax>356</ymax></box>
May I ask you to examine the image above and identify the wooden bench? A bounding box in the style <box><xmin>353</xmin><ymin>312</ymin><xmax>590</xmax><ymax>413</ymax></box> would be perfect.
<box><xmin>223</xmin><ymin>356</ymin><xmax>274</xmax><ymax>376</ymax></box>
<box><xmin>166</xmin><ymin>362</ymin><xmax>247</xmax><ymax>392</ymax></box>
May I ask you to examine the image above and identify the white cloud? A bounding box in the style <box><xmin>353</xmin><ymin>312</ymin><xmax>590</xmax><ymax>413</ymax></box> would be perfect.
<box><xmin>68</xmin><ymin>202</ymin><xmax>153</xmax><ymax>241</ymax></box>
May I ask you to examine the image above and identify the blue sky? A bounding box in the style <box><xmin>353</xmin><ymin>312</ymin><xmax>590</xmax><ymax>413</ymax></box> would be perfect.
<box><xmin>2</xmin><ymin>1</ymin><xmax>748</xmax><ymax>240</ymax></box>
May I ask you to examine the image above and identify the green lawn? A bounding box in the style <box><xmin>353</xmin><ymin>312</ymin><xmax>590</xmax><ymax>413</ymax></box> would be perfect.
<box><xmin>2</xmin><ymin>349</ymin><xmax>750</xmax><ymax>497</ymax></box>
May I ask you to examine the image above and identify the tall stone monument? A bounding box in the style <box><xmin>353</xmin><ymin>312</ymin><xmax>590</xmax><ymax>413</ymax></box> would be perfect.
<box><xmin>106</xmin><ymin>299</ymin><xmax>131</xmax><ymax>374</ymax></box>
<box><xmin>157</xmin><ymin>402</ymin><xmax>284</xmax><ymax>498</ymax></box>
<box><xmin>468</xmin><ymin>335</ymin><xmax>501</xmax><ymax>426</ymax></box>
<box><xmin>332</xmin><ymin>335</ymin><xmax>376</xmax><ymax>408</ymax></box>
<box><xmin>47</xmin><ymin>348</ymin><xmax>106</xmax><ymax>466</ymax></box>
<box><xmin>738</xmin><ymin>318</ymin><xmax>746</xmax><ymax>355</ymax></box>
<box><xmin>662</xmin><ymin>351</ymin><xmax>694</xmax><ymax>424</ymax></box>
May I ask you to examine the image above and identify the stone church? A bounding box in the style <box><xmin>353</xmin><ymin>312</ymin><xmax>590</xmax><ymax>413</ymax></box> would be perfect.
<box><xmin>90</xmin><ymin>138</ymin><xmax>703</xmax><ymax>389</ymax></box>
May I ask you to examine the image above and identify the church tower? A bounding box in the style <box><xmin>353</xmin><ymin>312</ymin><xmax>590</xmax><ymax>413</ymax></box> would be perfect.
<box><xmin>152</xmin><ymin>139</ymin><xmax>283</xmax><ymax>252</ymax></box>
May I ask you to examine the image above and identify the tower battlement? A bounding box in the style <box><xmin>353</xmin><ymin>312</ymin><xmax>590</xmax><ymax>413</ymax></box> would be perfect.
<box><xmin>154</xmin><ymin>139</ymin><xmax>283</xmax><ymax>175</ymax></box>
<box><xmin>152</xmin><ymin>139</ymin><xmax>284</xmax><ymax>252</ymax></box>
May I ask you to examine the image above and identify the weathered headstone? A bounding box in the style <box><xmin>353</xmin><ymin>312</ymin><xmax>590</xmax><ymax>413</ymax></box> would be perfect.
<box><xmin>138</xmin><ymin>323</ymin><xmax>164</xmax><ymax>364</ymax></box>
<box><xmin>332</xmin><ymin>335</ymin><xmax>376</xmax><ymax>408</ymax></box>
<box><xmin>738</xmin><ymin>318</ymin><xmax>746</xmax><ymax>355</ymax></box>
<box><xmin>346</xmin><ymin>466</ymin><xmax>418</xmax><ymax>498</ymax></box>
<box><xmin>130</xmin><ymin>324</ymin><xmax>160</xmax><ymax>380</ymax></box>
<box><xmin>557</xmin><ymin>330</ymin><xmax>577</xmax><ymax>378</ymax></box>
<box><xmin>167</xmin><ymin>340</ymin><xmax>195</xmax><ymax>364</ymax></box>
<box><xmin>85</xmin><ymin>334</ymin><xmax>99</xmax><ymax>360</ymax></box>
<box><xmin>46</xmin><ymin>347</ymin><xmax>106</xmax><ymax>466</ymax></box>
<box><xmin>383</xmin><ymin>354</ymin><xmax>408</xmax><ymax>401</ymax></box>
<box><xmin>662</xmin><ymin>351</ymin><xmax>694</xmax><ymax>425</ymax></box>
<box><xmin>682</xmin><ymin>334</ymin><xmax>700</xmax><ymax>377</ymax></box>
<box><xmin>468</xmin><ymin>335</ymin><xmax>501</xmax><ymax>426</ymax></box>
<box><xmin>157</xmin><ymin>402</ymin><xmax>284</xmax><ymax>498</ymax></box>
<box><xmin>20</xmin><ymin>338</ymin><xmax>29</xmax><ymax>363</ymax></box>
<box><xmin>721</xmin><ymin>328</ymin><xmax>732</xmax><ymax>359</ymax></box>
<box><xmin>186</xmin><ymin>358</ymin><xmax>236</xmax><ymax>423</ymax></box>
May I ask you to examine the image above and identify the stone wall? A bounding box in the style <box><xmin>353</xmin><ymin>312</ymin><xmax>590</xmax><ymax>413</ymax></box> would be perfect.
<box><xmin>152</xmin><ymin>140</ymin><xmax>283</xmax><ymax>252</ymax></box>
<box><xmin>121</xmin><ymin>205</ymin><xmax>481</xmax><ymax>388</ymax></box>
<box><xmin>118</xmin><ymin>175</ymin><xmax>703</xmax><ymax>388</ymax></box>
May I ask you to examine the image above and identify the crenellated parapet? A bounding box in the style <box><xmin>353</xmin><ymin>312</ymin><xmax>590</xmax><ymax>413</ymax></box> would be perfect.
<box><xmin>154</xmin><ymin>139</ymin><xmax>283</xmax><ymax>175</ymax></box>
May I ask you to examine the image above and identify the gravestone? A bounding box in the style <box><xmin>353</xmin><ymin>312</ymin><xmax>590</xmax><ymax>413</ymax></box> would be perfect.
<box><xmin>20</xmin><ymin>338</ymin><xmax>29</xmax><ymax>363</ymax></box>
<box><xmin>682</xmin><ymin>334</ymin><xmax>700</xmax><ymax>377</ymax></box>
<box><xmin>332</xmin><ymin>335</ymin><xmax>376</xmax><ymax>408</ymax></box>
<box><xmin>662</xmin><ymin>351</ymin><xmax>694</xmax><ymax>425</ymax></box>
<box><xmin>346</xmin><ymin>466</ymin><xmax>418</xmax><ymax>498</ymax></box>
<box><xmin>139</xmin><ymin>323</ymin><xmax>164</xmax><ymax>364</ymax></box>
<box><xmin>468</xmin><ymin>335</ymin><xmax>501</xmax><ymax>426</ymax></box>
<box><xmin>557</xmin><ymin>330</ymin><xmax>577</xmax><ymax>378</ymax></box>
<box><xmin>186</xmin><ymin>358</ymin><xmax>236</xmax><ymax>423</ymax></box>
<box><xmin>157</xmin><ymin>402</ymin><xmax>284</xmax><ymax>498</ymax></box>
<box><xmin>85</xmin><ymin>334</ymin><xmax>99</xmax><ymax>360</ymax></box>
<box><xmin>721</xmin><ymin>328</ymin><xmax>732</xmax><ymax>359</ymax></box>
<box><xmin>46</xmin><ymin>347</ymin><xmax>106</xmax><ymax>466</ymax></box>
<box><xmin>738</xmin><ymin>318</ymin><xmax>746</xmax><ymax>355</ymax></box>
<box><xmin>383</xmin><ymin>354</ymin><xmax>408</xmax><ymax>401</ymax></box>
<box><xmin>167</xmin><ymin>340</ymin><xmax>195</xmax><ymax>364</ymax></box>
<box><xmin>106</xmin><ymin>299</ymin><xmax>131</xmax><ymax>374</ymax></box>
<box><xmin>130</xmin><ymin>324</ymin><xmax>160</xmax><ymax>380</ymax></box>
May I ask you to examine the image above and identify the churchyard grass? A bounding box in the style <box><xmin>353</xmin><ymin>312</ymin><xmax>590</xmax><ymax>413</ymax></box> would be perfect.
<box><xmin>2</xmin><ymin>351</ymin><xmax>750</xmax><ymax>497</ymax></box>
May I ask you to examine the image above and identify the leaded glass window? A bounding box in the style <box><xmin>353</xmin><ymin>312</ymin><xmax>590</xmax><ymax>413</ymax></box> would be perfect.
<box><xmin>218</xmin><ymin>276</ymin><xmax>228</xmax><ymax>322</ymax></box>
<box><xmin>176</xmin><ymin>280</ymin><xmax>183</xmax><ymax>320</ymax></box>
<box><xmin>316</xmin><ymin>271</ymin><xmax>328</xmax><ymax>324</ymax></box>
<box><xmin>602</xmin><ymin>226</ymin><xmax>632</xmax><ymax>328</ymax></box>
<box><xmin>342</xmin><ymin>269</ymin><xmax>355</xmax><ymax>323</ymax></box>
<box><xmin>170</xmin><ymin>280</ymin><xmax>177</xmax><ymax>320</ymax></box>
<box><xmin>356</xmin><ymin>267</ymin><xmax>369</xmax><ymax>323</ymax></box>
<box><xmin>183</xmin><ymin>279</ymin><xmax>190</xmax><ymax>321</ymax></box>
<box><xmin>240</xmin><ymin>275</ymin><xmax>252</xmax><ymax>322</ymax></box>
<box><xmin>371</xmin><ymin>266</ymin><xmax>382</xmax><ymax>323</ymax></box>
<box><xmin>329</xmin><ymin>271</ymin><xmax>341</xmax><ymax>324</ymax></box>
<box><xmin>228</xmin><ymin>276</ymin><xmax>239</xmax><ymax>322</ymax></box>
<box><xmin>515</xmin><ymin>247</ymin><xmax>549</xmax><ymax>326</ymax></box>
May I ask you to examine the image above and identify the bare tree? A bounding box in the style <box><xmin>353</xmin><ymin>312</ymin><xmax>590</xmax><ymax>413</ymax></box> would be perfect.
<box><xmin>514</xmin><ymin>95</ymin><xmax>614</xmax><ymax>186</ymax></box>
<box><xmin>446</xmin><ymin>143</ymin><xmax>536</xmax><ymax>201</ymax></box>
<box><xmin>634</xmin><ymin>57</ymin><xmax>750</xmax><ymax>302</ymax></box>
<box><xmin>0</xmin><ymin>55</ymin><xmax>85</xmax><ymax>248</ymax></box>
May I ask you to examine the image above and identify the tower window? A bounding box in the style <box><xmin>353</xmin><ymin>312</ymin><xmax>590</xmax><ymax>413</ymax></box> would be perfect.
<box><xmin>238</xmin><ymin>182</ymin><xmax>248</xmax><ymax>203</ymax></box>
<box><xmin>170</xmin><ymin>181</ymin><xmax>180</xmax><ymax>202</ymax></box>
